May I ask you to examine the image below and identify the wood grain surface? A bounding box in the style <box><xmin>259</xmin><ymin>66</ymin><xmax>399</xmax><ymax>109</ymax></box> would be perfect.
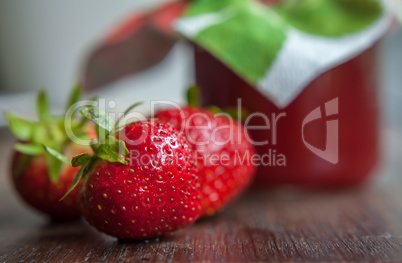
<box><xmin>0</xmin><ymin>128</ymin><xmax>401</xmax><ymax>262</ymax></box>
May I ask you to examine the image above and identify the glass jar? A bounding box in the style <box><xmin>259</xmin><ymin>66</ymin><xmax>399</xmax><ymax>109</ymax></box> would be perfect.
<box><xmin>195</xmin><ymin>44</ymin><xmax>380</xmax><ymax>188</ymax></box>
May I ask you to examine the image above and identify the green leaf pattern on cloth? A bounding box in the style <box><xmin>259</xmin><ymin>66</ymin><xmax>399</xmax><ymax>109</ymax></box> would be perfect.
<box><xmin>274</xmin><ymin>0</ymin><xmax>383</xmax><ymax>37</ymax></box>
<box><xmin>176</xmin><ymin>0</ymin><xmax>389</xmax><ymax>107</ymax></box>
<box><xmin>181</xmin><ymin>0</ymin><xmax>287</xmax><ymax>84</ymax></box>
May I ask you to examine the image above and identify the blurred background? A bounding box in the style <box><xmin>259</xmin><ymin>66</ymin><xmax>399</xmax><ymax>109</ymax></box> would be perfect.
<box><xmin>0</xmin><ymin>0</ymin><xmax>191</xmax><ymax>124</ymax></box>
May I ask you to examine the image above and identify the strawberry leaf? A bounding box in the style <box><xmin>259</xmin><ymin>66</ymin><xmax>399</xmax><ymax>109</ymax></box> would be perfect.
<box><xmin>81</xmin><ymin>107</ymin><xmax>115</xmax><ymax>132</ymax></box>
<box><xmin>90</xmin><ymin>140</ymin><xmax>99</xmax><ymax>152</ymax></box>
<box><xmin>96</xmin><ymin>137</ymin><xmax>129</xmax><ymax>165</ymax></box>
<box><xmin>65</xmin><ymin>84</ymin><xmax>82</xmax><ymax>113</ymax></box>
<box><xmin>48</xmin><ymin>122</ymin><xmax>66</xmax><ymax>144</ymax></box>
<box><xmin>74</xmin><ymin>131</ymin><xmax>92</xmax><ymax>144</ymax></box>
<box><xmin>207</xmin><ymin>105</ymin><xmax>222</xmax><ymax>114</ymax></box>
<box><xmin>115</xmin><ymin>102</ymin><xmax>143</xmax><ymax>128</ymax></box>
<box><xmin>187</xmin><ymin>85</ymin><xmax>201</xmax><ymax>107</ymax></box>
<box><xmin>6</xmin><ymin>86</ymin><xmax>88</xmax><ymax>182</ymax></box>
<box><xmin>37</xmin><ymin>91</ymin><xmax>51</xmax><ymax>121</ymax></box>
<box><xmin>96</xmin><ymin>126</ymin><xmax>109</xmax><ymax>145</ymax></box>
<box><xmin>46</xmin><ymin>152</ymin><xmax>63</xmax><ymax>182</ymax></box>
<box><xmin>5</xmin><ymin>112</ymin><xmax>37</xmax><ymax>141</ymax></box>
<box><xmin>32</xmin><ymin>125</ymin><xmax>49</xmax><ymax>145</ymax></box>
<box><xmin>60</xmin><ymin>165</ymin><xmax>85</xmax><ymax>200</ymax></box>
<box><xmin>43</xmin><ymin>146</ymin><xmax>71</xmax><ymax>165</ymax></box>
<box><xmin>223</xmin><ymin>106</ymin><xmax>249</xmax><ymax>121</ymax></box>
<box><xmin>72</xmin><ymin>153</ymin><xmax>93</xmax><ymax>167</ymax></box>
<box><xmin>14</xmin><ymin>143</ymin><xmax>44</xmax><ymax>155</ymax></box>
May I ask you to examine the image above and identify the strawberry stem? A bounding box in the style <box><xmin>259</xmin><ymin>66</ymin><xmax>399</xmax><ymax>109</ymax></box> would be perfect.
<box><xmin>187</xmin><ymin>85</ymin><xmax>201</xmax><ymax>107</ymax></box>
<box><xmin>115</xmin><ymin>102</ymin><xmax>143</xmax><ymax>128</ymax></box>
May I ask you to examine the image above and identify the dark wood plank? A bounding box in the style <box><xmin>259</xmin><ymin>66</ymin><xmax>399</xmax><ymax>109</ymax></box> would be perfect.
<box><xmin>0</xmin><ymin>129</ymin><xmax>401</xmax><ymax>262</ymax></box>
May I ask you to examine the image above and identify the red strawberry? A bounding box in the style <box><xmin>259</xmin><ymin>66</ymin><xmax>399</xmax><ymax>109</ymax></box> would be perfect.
<box><xmin>6</xmin><ymin>85</ymin><xmax>93</xmax><ymax>220</ymax></box>
<box><xmin>155</xmin><ymin>105</ymin><xmax>256</xmax><ymax>217</ymax></box>
<box><xmin>50</xmin><ymin>106</ymin><xmax>201</xmax><ymax>240</ymax></box>
<box><xmin>11</xmin><ymin>144</ymin><xmax>90</xmax><ymax>219</ymax></box>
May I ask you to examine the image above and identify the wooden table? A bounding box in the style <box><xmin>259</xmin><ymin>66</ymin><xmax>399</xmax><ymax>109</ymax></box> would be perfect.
<box><xmin>0</xmin><ymin>128</ymin><xmax>401</xmax><ymax>262</ymax></box>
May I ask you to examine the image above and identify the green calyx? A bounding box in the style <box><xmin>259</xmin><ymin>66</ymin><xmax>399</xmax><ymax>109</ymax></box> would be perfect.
<box><xmin>45</xmin><ymin>103</ymin><xmax>142</xmax><ymax>200</ymax></box>
<box><xmin>6</xmin><ymin>84</ymin><xmax>87</xmax><ymax>181</ymax></box>
<box><xmin>187</xmin><ymin>85</ymin><xmax>202</xmax><ymax>108</ymax></box>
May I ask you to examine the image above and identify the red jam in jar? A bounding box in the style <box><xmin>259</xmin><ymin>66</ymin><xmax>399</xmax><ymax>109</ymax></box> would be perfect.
<box><xmin>195</xmin><ymin>44</ymin><xmax>380</xmax><ymax>188</ymax></box>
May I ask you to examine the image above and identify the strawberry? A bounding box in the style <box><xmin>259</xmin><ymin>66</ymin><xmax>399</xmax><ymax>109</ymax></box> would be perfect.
<box><xmin>48</xmin><ymin>106</ymin><xmax>201</xmax><ymax>240</ymax></box>
<box><xmin>11</xmin><ymin>143</ymin><xmax>90</xmax><ymax>219</ymax></box>
<box><xmin>6</xmin><ymin>85</ymin><xmax>93</xmax><ymax>220</ymax></box>
<box><xmin>154</xmin><ymin>87</ymin><xmax>256</xmax><ymax>217</ymax></box>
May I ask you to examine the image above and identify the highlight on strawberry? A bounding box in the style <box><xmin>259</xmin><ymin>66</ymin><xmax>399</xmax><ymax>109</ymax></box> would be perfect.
<box><xmin>154</xmin><ymin>86</ymin><xmax>256</xmax><ymax>217</ymax></box>
<box><xmin>5</xmin><ymin>85</ymin><xmax>94</xmax><ymax>220</ymax></box>
<box><xmin>46</xmin><ymin>104</ymin><xmax>201</xmax><ymax>240</ymax></box>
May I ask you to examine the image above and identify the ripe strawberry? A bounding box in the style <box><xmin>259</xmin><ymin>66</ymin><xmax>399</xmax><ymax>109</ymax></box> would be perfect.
<box><xmin>49</xmin><ymin>106</ymin><xmax>201</xmax><ymax>240</ymax></box>
<box><xmin>6</xmin><ymin>85</ymin><xmax>93</xmax><ymax>220</ymax></box>
<box><xmin>155</xmin><ymin>103</ymin><xmax>256</xmax><ymax>217</ymax></box>
<box><xmin>11</xmin><ymin>143</ymin><xmax>90</xmax><ymax>219</ymax></box>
